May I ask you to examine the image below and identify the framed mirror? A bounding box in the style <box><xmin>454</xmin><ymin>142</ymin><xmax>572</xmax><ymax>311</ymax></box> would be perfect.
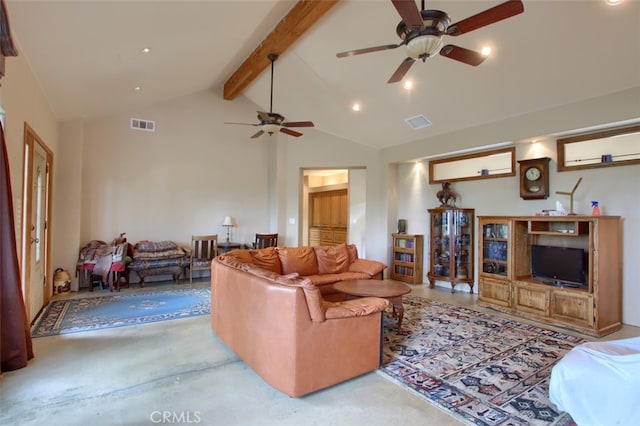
<box><xmin>557</xmin><ymin>124</ymin><xmax>640</xmax><ymax>171</ymax></box>
<box><xmin>429</xmin><ymin>147</ymin><xmax>515</xmax><ymax>184</ymax></box>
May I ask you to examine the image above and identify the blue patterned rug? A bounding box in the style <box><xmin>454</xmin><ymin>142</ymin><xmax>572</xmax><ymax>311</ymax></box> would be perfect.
<box><xmin>379</xmin><ymin>296</ymin><xmax>585</xmax><ymax>426</ymax></box>
<box><xmin>31</xmin><ymin>286</ymin><xmax>210</xmax><ymax>337</ymax></box>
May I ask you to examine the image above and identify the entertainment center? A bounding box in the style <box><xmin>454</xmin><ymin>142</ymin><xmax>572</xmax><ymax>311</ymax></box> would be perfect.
<box><xmin>477</xmin><ymin>215</ymin><xmax>621</xmax><ymax>337</ymax></box>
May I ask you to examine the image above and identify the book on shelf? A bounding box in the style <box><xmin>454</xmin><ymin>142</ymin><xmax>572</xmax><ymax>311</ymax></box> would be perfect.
<box><xmin>396</xmin><ymin>238</ymin><xmax>415</xmax><ymax>249</ymax></box>
<box><xmin>395</xmin><ymin>253</ymin><xmax>415</xmax><ymax>262</ymax></box>
<box><xmin>394</xmin><ymin>265</ymin><xmax>414</xmax><ymax>276</ymax></box>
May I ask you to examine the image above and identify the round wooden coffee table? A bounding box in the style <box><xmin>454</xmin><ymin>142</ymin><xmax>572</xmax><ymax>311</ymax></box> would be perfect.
<box><xmin>334</xmin><ymin>279</ymin><xmax>411</xmax><ymax>335</ymax></box>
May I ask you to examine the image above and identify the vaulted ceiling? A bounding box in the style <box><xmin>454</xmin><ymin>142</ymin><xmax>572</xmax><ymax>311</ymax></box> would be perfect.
<box><xmin>5</xmin><ymin>1</ymin><xmax>640</xmax><ymax>149</ymax></box>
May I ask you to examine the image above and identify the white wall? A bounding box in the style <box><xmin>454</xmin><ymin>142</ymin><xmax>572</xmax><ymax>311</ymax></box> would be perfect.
<box><xmin>0</xmin><ymin>49</ymin><xmax>58</xmax><ymax>283</ymax></box>
<box><xmin>56</xmin><ymin>120</ymin><xmax>83</xmax><ymax>290</ymax></box>
<box><xmin>57</xmin><ymin>90</ymin><xmax>274</xmax><ymax>282</ymax></box>
<box><xmin>84</xmin><ymin>91</ymin><xmax>272</xmax><ymax>239</ymax></box>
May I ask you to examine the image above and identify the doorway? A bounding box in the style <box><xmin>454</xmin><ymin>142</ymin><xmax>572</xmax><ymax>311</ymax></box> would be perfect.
<box><xmin>22</xmin><ymin>123</ymin><xmax>53</xmax><ymax>323</ymax></box>
<box><xmin>301</xmin><ymin>168</ymin><xmax>366</xmax><ymax>253</ymax></box>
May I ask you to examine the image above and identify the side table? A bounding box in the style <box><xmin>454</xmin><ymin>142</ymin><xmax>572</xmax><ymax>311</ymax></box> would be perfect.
<box><xmin>218</xmin><ymin>242</ymin><xmax>243</xmax><ymax>254</ymax></box>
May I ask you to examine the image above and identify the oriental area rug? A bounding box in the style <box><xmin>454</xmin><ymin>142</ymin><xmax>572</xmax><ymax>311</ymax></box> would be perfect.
<box><xmin>31</xmin><ymin>286</ymin><xmax>210</xmax><ymax>337</ymax></box>
<box><xmin>379</xmin><ymin>295</ymin><xmax>585</xmax><ymax>426</ymax></box>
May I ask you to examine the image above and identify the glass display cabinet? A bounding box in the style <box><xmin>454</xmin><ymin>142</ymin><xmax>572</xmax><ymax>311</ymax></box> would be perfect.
<box><xmin>427</xmin><ymin>207</ymin><xmax>475</xmax><ymax>293</ymax></box>
<box><xmin>480</xmin><ymin>220</ymin><xmax>511</xmax><ymax>278</ymax></box>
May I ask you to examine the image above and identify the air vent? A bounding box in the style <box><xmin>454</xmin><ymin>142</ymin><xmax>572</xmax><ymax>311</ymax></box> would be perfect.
<box><xmin>405</xmin><ymin>114</ymin><xmax>432</xmax><ymax>130</ymax></box>
<box><xmin>131</xmin><ymin>118</ymin><xmax>155</xmax><ymax>132</ymax></box>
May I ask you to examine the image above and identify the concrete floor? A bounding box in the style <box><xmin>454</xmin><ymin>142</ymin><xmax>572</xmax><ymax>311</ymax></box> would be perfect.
<box><xmin>2</xmin><ymin>281</ymin><xmax>639</xmax><ymax>426</ymax></box>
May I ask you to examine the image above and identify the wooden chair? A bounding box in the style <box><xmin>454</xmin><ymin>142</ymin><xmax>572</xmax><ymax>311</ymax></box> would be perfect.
<box><xmin>189</xmin><ymin>234</ymin><xmax>218</xmax><ymax>284</ymax></box>
<box><xmin>254</xmin><ymin>233</ymin><xmax>278</xmax><ymax>249</ymax></box>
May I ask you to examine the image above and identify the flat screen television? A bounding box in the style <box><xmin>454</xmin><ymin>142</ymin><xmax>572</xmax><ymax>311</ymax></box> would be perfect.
<box><xmin>531</xmin><ymin>244</ymin><xmax>587</xmax><ymax>288</ymax></box>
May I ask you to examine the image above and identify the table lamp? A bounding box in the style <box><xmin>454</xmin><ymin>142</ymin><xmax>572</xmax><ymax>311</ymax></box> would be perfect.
<box><xmin>222</xmin><ymin>216</ymin><xmax>234</xmax><ymax>242</ymax></box>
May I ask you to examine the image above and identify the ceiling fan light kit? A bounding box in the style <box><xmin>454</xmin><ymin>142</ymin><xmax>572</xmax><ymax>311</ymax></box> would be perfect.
<box><xmin>399</xmin><ymin>9</ymin><xmax>448</xmax><ymax>60</ymax></box>
<box><xmin>224</xmin><ymin>53</ymin><xmax>314</xmax><ymax>139</ymax></box>
<box><xmin>336</xmin><ymin>0</ymin><xmax>525</xmax><ymax>83</ymax></box>
<box><xmin>406</xmin><ymin>34</ymin><xmax>443</xmax><ymax>60</ymax></box>
<box><xmin>262</xmin><ymin>123</ymin><xmax>281</xmax><ymax>135</ymax></box>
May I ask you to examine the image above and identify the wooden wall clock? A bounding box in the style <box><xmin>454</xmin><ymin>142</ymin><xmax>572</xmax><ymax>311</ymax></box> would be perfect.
<box><xmin>517</xmin><ymin>157</ymin><xmax>551</xmax><ymax>200</ymax></box>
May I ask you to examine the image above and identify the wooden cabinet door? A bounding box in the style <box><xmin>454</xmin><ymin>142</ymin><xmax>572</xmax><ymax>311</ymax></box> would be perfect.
<box><xmin>551</xmin><ymin>290</ymin><xmax>594</xmax><ymax>328</ymax></box>
<box><xmin>339</xmin><ymin>192</ymin><xmax>348</xmax><ymax>227</ymax></box>
<box><xmin>330</xmin><ymin>192</ymin><xmax>341</xmax><ymax>227</ymax></box>
<box><xmin>310</xmin><ymin>195</ymin><xmax>322</xmax><ymax>226</ymax></box>
<box><xmin>513</xmin><ymin>281</ymin><xmax>550</xmax><ymax>316</ymax></box>
<box><xmin>478</xmin><ymin>277</ymin><xmax>511</xmax><ymax>308</ymax></box>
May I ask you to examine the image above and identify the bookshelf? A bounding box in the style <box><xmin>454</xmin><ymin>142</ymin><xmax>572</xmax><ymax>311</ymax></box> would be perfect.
<box><xmin>391</xmin><ymin>234</ymin><xmax>424</xmax><ymax>284</ymax></box>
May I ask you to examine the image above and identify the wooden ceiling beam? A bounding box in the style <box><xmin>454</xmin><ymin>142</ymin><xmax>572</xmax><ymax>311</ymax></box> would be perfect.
<box><xmin>223</xmin><ymin>0</ymin><xmax>340</xmax><ymax>100</ymax></box>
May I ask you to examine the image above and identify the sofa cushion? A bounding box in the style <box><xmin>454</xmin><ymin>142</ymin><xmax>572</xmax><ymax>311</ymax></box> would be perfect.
<box><xmin>135</xmin><ymin>240</ymin><xmax>178</xmax><ymax>253</ymax></box>
<box><xmin>246</xmin><ymin>264</ymin><xmax>298</xmax><ymax>282</ymax></box>
<box><xmin>347</xmin><ymin>244</ymin><xmax>358</xmax><ymax>264</ymax></box>
<box><xmin>305</xmin><ymin>273</ymin><xmax>344</xmax><ymax>286</ymax></box>
<box><xmin>305</xmin><ymin>272</ymin><xmax>372</xmax><ymax>287</ymax></box>
<box><xmin>217</xmin><ymin>255</ymin><xmax>252</xmax><ymax>272</ymax></box>
<box><xmin>224</xmin><ymin>249</ymin><xmax>254</xmax><ymax>264</ymax></box>
<box><xmin>348</xmin><ymin>258</ymin><xmax>386</xmax><ymax>277</ymax></box>
<box><xmin>277</xmin><ymin>247</ymin><xmax>318</xmax><ymax>276</ymax></box>
<box><xmin>250</xmin><ymin>247</ymin><xmax>282</xmax><ymax>274</ymax></box>
<box><xmin>324</xmin><ymin>297</ymin><xmax>389</xmax><ymax>319</ymax></box>
<box><xmin>314</xmin><ymin>244</ymin><xmax>350</xmax><ymax>275</ymax></box>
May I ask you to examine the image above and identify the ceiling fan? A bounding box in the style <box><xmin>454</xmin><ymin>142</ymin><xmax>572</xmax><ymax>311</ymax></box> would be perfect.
<box><xmin>224</xmin><ymin>53</ymin><xmax>314</xmax><ymax>139</ymax></box>
<box><xmin>336</xmin><ymin>0</ymin><xmax>524</xmax><ymax>83</ymax></box>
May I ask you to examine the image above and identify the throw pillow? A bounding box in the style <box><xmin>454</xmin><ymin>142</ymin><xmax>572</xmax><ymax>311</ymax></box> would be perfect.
<box><xmin>314</xmin><ymin>243</ymin><xmax>350</xmax><ymax>274</ymax></box>
<box><xmin>277</xmin><ymin>247</ymin><xmax>319</xmax><ymax>276</ymax></box>
<box><xmin>250</xmin><ymin>247</ymin><xmax>282</xmax><ymax>274</ymax></box>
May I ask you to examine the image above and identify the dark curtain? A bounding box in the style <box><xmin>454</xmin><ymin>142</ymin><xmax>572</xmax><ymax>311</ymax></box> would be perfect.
<box><xmin>1</xmin><ymin>121</ymin><xmax>33</xmax><ymax>373</ymax></box>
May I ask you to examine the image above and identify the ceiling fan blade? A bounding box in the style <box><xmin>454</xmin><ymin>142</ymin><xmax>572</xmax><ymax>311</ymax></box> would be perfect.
<box><xmin>257</xmin><ymin>111</ymin><xmax>271</xmax><ymax>122</ymax></box>
<box><xmin>280</xmin><ymin>127</ymin><xmax>303</xmax><ymax>137</ymax></box>
<box><xmin>387</xmin><ymin>57</ymin><xmax>415</xmax><ymax>84</ymax></box>
<box><xmin>250</xmin><ymin>130</ymin><xmax>264</xmax><ymax>139</ymax></box>
<box><xmin>337</xmin><ymin>43</ymin><xmax>402</xmax><ymax>58</ymax></box>
<box><xmin>447</xmin><ymin>0</ymin><xmax>524</xmax><ymax>36</ymax></box>
<box><xmin>224</xmin><ymin>121</ymin><xmax>260</xmax><ymax>126</ymax></box>
<box><xmin>391</xmin><ymin>0</ymin><xmax>424</xmax><ymax>30</ymax></box>
<box><xmin>283</xmin><ymin>121</ymin><xmax>314</xmax><ymax>128</ymax></box>
<box><xmin>439</xmin><ymin>45</ymin><xmax>486</xmax><ymax>66</ymax></box>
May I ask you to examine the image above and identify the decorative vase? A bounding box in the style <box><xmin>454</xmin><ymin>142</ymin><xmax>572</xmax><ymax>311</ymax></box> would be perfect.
<box><xmin>397</xmin><ymin>219</ymin><xmax>407</xmax><ymax>234</ymax></box>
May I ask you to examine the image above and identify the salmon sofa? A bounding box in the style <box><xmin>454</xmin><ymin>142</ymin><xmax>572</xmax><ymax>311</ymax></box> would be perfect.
<box><xmin>218</xmin><ymin>244</ymin><xmax>387</xmax><ymax>301</ymax></box>
<box><xmin>210</xmin><ymin>244</ymin><xmax>389</xmax><ymax>397</ymax></box>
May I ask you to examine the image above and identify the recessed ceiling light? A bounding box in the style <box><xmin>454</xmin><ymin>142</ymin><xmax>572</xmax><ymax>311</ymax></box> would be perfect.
<box><xmin>403</xmin><ymin>80</ymin><xmax>413</xmax><ymax>90</ymax></box>
<box><xmin>141</xmin><ymin>47</ymin><xmax>151</xmax><ymax>53</ymax></box>
<box><xmin>605</xmin><ymin>0</ymin><xmax>623</xmax><ymax>5</ymax></box>
<box><xmin>481</xmin><ymin>46</ymin><xmax>492</xmax><ymax>56</ymax></box>
<box><xmin>352</xmin><ymin>103</ymin><xmax>360</xmax><ymax>112</ymax></box>
<box><xmin>134</xmin><ymin>86</ymin><xmax>141</xmax><ymax>91</ymax></box>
